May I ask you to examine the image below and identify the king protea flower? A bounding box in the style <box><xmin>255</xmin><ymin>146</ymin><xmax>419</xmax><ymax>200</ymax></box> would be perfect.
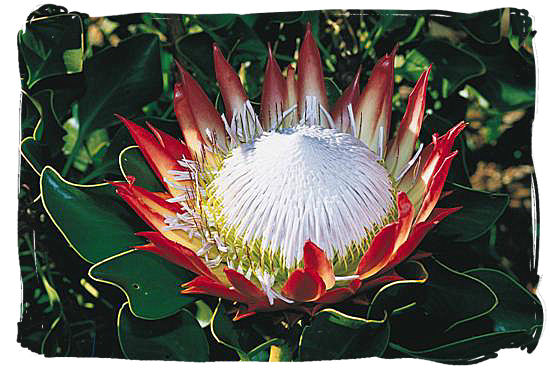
<box><xmin>112</xmin><ymin>24</ymin><xmax>465</xmax><ymax>319</ymax></box>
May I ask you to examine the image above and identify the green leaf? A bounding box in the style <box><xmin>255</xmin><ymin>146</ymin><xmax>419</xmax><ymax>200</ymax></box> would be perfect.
<box><xmin>40</xmin><ymin>166</ymin><xmax>147</xmax><ymax>263</ymax></box>
<box><xmin>299</xmin><ymin>309</ymin><xmax>389</xmax><ymax>360</ymax></box>
<box><xmin>21</xmin><ymin>92</ymin><xmax>40</xmax><ymax>133</ymax></box>
<box><xmin>18</xmin><ymin>13</ymin><xmax>84</xmax><ymax>88</ymax></box>
<box><xmin>117</xmin><ymin>302</ymin><xmax>208</xmax><ymax>361</ymax></box>
<box><xmin>421</xmin><ymin>258</ymin><xmax>497</xmax><ymax>331</ymax></box>
<box><xmin>385</xmin><ymin>267</ymin><xmax>543</xmax><ymax>363</ymax></box>
<box><xmin>119</xmin><ymin>146</ymin><xmax>165</xmax><ymax>192</ymax></box>
<box><xmin>399</xmin><ymin>39</ymin><xmax>485</xmax><ymax>98</ymax></box>
<box><xmin>366</xmin><ymin>261</ymin><xmax>429</xmax><ymax>320</ymax></box>
<box><xmin>210</xmin><ymin>301</ymin><xmax>248</xmax><ymax>358</ymax></box>
<box><xmin>65</xmin><ymin>34</ymin><xmax>163</xmax><ymax>174</ymax></box>
<box><xmin>470</xmin><ymin>40</ymin><xmax>535</xmax><ymax>111</ymax></box>
<box><xmin>210</xmin><ymin>300</ymin><xmax>281</xmax><ymax>361</ymax></box>
<box><xmin>78</xmin><ymin>33</ymin><xmax>162</xmax><ymax>133</ymax></box>
<box><xmin>389</xmin><ymin>330</ymin><xmax>535</xmax><ymax>363</ymax></box>
<box><xmin>90</xmin><ymin>250</ymin><xmax>196</xmax><ymax>319</ymax></box>
<box><xmin>20</xmin><ymin>90</ymin><xmax>67</xmax><ymax>174</ymax></box>
<box><xmin>464</xmin><ymin>268</ymin><xmax>543</xmax><ymax>334</ymax></box>
<box><xmin>431</xmin><ymin>183</ymin><xmax>509</xmax><ymax>242</ymax></box>
<box><xmin>457</xmin><ymin>9</ymin><xmax>503</xmax><ymax>44</ymax></box>
<box><xmin>196</xmin><ymin>14</ymin><xmax>237</xmax><ymax>31</ymax></box>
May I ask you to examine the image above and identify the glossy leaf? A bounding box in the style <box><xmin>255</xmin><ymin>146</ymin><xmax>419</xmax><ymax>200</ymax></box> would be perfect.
<box><xmin>40</xmin><ymin>167</ymin><xmax>147</xmax><ymax>263</ymax></box>
<box><xmin>389</xmin><ymin>330</ymin><xmax>535</xmax><ymax>363</ymax></box>
<box><xmin>464</xmin><ymin>268</ymin><xmax>543</xmax><ymax>334</ymax></box>
<box><xmin>68</xmin><ymin>33</ymin><xmax>162</xmax><ymax>170</ymax></box>
<box><xmin>18</xmin><ymin>13</ymin><xmax>84</xmax><ymax>88</ymax></box>
<box><xmin>119</xmin><ymin>146</ymin><xmax>165</xmax><ymax>192</ymax></box>
<box><xmin>366</xmin><ymin>261</ymin><xmax>429</xmax><ymax>320</ymax></box>
<box><xmin>90</xmin><ymin>250</ymin><xmax>196</xmax><ymax>319</ymax></box>
<box><xmin>21</xmin><ymin>90</ymin><xmax>67</xmax><ymax>174</ymax></box>
<box><xmin>431</xmin><ymin>183</ymin><xmax>509</xmax><ymax>242</ymax></box>
<box><xmin>421</xmin><ymin>258</ymin><xmax>497</xmax><ymax>332</ymax></box>
<box><xmin>457</xmin><ymin>9</ymin><xmax>503</xmax><ymax>44</ymax></box>
<box><xmin>210</xmin><ymin>300</ymin><xmax>280</xmax><ymax>361</ymax></box>
<box><xmin>399</xmin><ymin>39</ymin><xmax>485</xmax><ymax>98</ymax></box>
<box><xmin>299</xmin><ymin>309</ymin><xmax>389</xmax><ymax>360</ymax></box>
<box><xmin>470</xmin><ymin>40</ymin><xmax>535</xmax><ymax>111</ymax></box>
<box><xmin>117</xmin><ymin>302</ymin><xmax>208</xmax><ymax>361</ymax></box>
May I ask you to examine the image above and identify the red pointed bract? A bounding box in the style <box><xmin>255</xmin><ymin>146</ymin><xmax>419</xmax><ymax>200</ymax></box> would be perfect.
<box><xmin>176</xmin><ymin>62</ymin><xmax>227</xmax><ymax>150</ymax></box>
<box><xmin>385</xmin><ymin>206</ymin><xmax>461</xmax><ymax>269</ymax></box>
<box><xmin>395</xmin><ymin>192</ymin><xmax>414</xmax><ymax>248</ymax></box>
<box><xmin>174</xmin><ymin>82</ymin><xmax>208</xmax><ymax>159</ymax></box>
<box><xmin>297</xmin><ymin>23</ymin><xmax>328</xmax><ymax>122</ymax></box>
<box><xmin>136</xmin><ymin>231</ymin><xmax>218</xmax><ymax>281</ymax></box>
<box><xmin>315</xmin><ymin>279</ymin><xmax>361</xmax><ymax>304</ymax></box>
<box><xmin>213</xmin><ymin>44</ymin><xmax>249</xmax><ymax>124</ymax></box>
<box><xmin>330</xmin><ymin>66</ymin><xmax>361</xmax><ymax>132</ymax></box>
<box><xmin>182</xmin><ymin>276</ymin><xmax>246</xmax><ymax>302</ymax></box>
<box><xmin>117</xmin><ymin>115</ymin><xmax>182</xmax><ymax>194</ymax></box>
<box><xmin>415</xmin><ymin>151</ymin><xmax>458</xmax><ymax>223</ymax></box>
<box><xmin>260</xmin><ymin>44</ymin><xmax>287</xmax><ymax>129</ymax></box>
<box><xmin>281</xmin><ymin>269</ymin><xmax>326</xmax><ymax>302</ymax></box>
<box><xmin>354</xmin><ymin>46</ymin><xmax>397</xmax><ymax>151</ymax></box>
<box><xmin>146</xmin><ymin>121</ymin><xmax>191</xmax><ymax>161</ymax></box>
<box><xmin>386</xmin><ymin>66</ymin><xmax>431</xmax><ymax>175</ymax></box>
<box><xmin>224</xmin><ymin>268</ymin><xmax>266</xmax><ymax>302</ymax></box>
<box><xmin>303</xmin><ymin>241</ymin><xmax>335</xmax><ymax>289</ymax></box>
<box><xmin>356</xmin><ymin>222</ymin><xmax>399</xmax><ymax>279</ymax></box>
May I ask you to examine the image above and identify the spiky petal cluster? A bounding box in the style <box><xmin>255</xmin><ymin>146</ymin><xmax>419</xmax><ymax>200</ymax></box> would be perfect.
<box><xmin>112</xmin><ymin>23</ymin><xmax>465</xmax><ymax>319</ymax></box>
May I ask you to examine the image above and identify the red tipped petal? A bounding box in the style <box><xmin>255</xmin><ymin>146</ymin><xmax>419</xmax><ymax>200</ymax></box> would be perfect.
<box><xmin>224</xmin><ymin>268</ymin><xmax>266</xmax><ymax>302</ymax></box>
<box><xmin>110</xmin><ymin>181</ymin><xmax>181</xmax><ymax>217</ymax></box>
<box><xmin>359</xmin><ymin>273</ymin><xmax>404</xmax><ymax>291</ymax></box>
<box><xmin>395</xmin><ymin>192</ymin><xmax>415</xmax><ymax>248</ymax></box>
<box><xmin>386</xmin><ymin>66</ymin><xmax>431</xmax><ymax>175</ymax></box>
<box><xmin>303</xmin><ymin>241</ymin><xmax>335</xmax><ymax>289</ymax></box>
<box><xmin>146</xmin><ymin>122</ymin><xmax>191</xmax><ymax>161</ymax></box>
<box><xmin>420</xmin><ymin>122</ymin><xmax>467</xmax><ymax>184</ymax></box>
<box><xmin>174</xmin><ymin>82</ymin><xmax>208</xmax><ymax>159</ymax></box>
<box><xmin>354</xmin><ymin>47</ymin><xmax>396</xmax><ymax>151</ymax></box>
<box><xmin>260</xmin><ymin>44</ymin><xmax>287</xmax><ymax>129</ymax></box>
<box><xmin>281</xmin><ymin>269</ymin><xmax>326</xmax><ymax>302</ymax></box>
<box><xmin>330</xmin><ymin>66</ymin><xmax>361</xmax><ymax>132</ymax></box>
<box><xmin>117</xmin><ymin>115</ymin><xmax>185</xmax><ymax>195</ymax></box>
<box><xmin>315</xmin><ymin>279</ymin><xmax>361</xmax><ymax>304</ymax></box>
<box><xmin>356</xmin><ymin>222</ymin><xmax>399</xmax><ymax>279</ymax></box>
<box><xmin>136</xmin><ymin>231</ymin><xmax>217</xmax><ymax>281</ymax></box>
<box><xmin>415</xmin><ymin>151</ymin><xmax>458</xmax><ymax>224</ymax></box>
<box><xmin>177</xmin><ymin>63</ymin><xmax>227</xmax><ymax>149</ymax></box>
<box><xmin>385</xmin><ymin>207</ymin><xmax>461</xmax><ymax>269</ymax></box>
<box><xmin>182</xmin><ymin>276</ymin><xmax>245</xmax><ymax>302</ymax></box>
<box><xmin>285</xmin><ymin>66</ymin><xmax>297</xmax><ymax>109</ymax></box>
<box><xmin>406</xmin><ymin>122</ymin><xmax>466</xmax><ymax>208</ymax></box>
<box><xmin>213</xmin><ymin>44</ymin><xmax>249</xmax><ymax>123</ymax></box>
<box><xmin>114</xmin><ymin>185</ymin><xmax>167</xmax><ymax>231</ymax></box>
<box><xmin>297</xmin><ymin>23</ymin><xmax>328</xmax><ymax>121</ymax></box>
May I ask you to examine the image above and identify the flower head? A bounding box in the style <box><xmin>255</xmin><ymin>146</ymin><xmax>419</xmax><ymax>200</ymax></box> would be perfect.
<box><xmin>113</xmin><ymin>24</ymin><xmax>465</xmax><ymax>319</ymax></box>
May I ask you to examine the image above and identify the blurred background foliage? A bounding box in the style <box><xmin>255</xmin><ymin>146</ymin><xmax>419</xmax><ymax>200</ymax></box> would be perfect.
<box><xmin>18</xmin><ymin>5</ymin><xmax>538</xmax><ymax>360</ymax></box>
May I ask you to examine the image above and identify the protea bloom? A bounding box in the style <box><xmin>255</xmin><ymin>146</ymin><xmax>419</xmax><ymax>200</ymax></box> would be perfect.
<box><xmin>112</xmin><ymin>24</ymin><xmax>465</xmax><ymax>319</ymax></box>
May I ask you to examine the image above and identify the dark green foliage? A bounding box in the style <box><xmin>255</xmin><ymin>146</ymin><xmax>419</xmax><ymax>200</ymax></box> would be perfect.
<box><xmin>18</xmin><ymin>5</ymin><xmax>540</xmax><ymax>362</ymax></box>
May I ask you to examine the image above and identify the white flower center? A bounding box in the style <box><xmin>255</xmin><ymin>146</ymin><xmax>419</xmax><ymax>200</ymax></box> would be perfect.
<box><xmin>211</xmin><ymin>125</ymin><xmax>395</xmax><ymax>268</ymax></box>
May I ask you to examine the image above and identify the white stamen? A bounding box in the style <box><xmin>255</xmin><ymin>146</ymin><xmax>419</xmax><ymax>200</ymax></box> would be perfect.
<box><xmin>334</xmin><ymin>275</ymin><xmax>360</xmax><ymax>281</ymax></box>
<box><xmin>347</xmin><ymin>104</ymin><xmax>357</xmax><ymax>138</ymax></box>
<box><xmin>212</xmin><ymin>125</ymin><xmax>394</xmax><ymax>268</ymax></box>
<box><xmin>396</xmin><ymin>143</ymin><xmax>424</xmax><ymax>181</ymax></box>
<box><xmin>377</xmin><ymin>125</ymin><xmax>385</xmax><ymax>161</ymax></box>
<box><xmin>319</xmin><ymin>104</ymin><xmax>336</xmax><ymax>129</ymax></box>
